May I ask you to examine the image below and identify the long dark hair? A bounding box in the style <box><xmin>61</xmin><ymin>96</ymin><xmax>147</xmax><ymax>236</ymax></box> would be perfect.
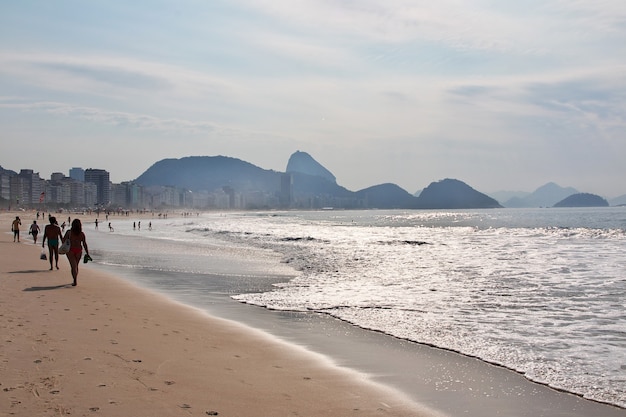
<box><xmin>71</xmin><ymin>218</ymin><xmax>82</xmax><ymax>235</ymax></box>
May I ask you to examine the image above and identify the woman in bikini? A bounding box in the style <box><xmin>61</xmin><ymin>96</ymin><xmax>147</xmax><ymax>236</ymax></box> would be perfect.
<box><xmin>63</xmin><ymin>219</ymin><xmax>90</xmax><ymax>286</ymax></box>
<box><xmin>42</xmin><ymin>216</ymin><xmax>64</xmax><ymax>270</ymax></box>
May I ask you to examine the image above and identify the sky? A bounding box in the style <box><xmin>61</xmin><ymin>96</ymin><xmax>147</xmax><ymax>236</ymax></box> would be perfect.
<box><xmin>1</xmin><ymin>1</ymin><xmax>625</xmax><ymax>198</ymax></box>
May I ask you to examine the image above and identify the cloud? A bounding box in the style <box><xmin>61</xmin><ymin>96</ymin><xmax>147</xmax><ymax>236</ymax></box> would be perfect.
<box><xmin>0</xmin><ymin>99</ymin><xmax>217</xmax><ymax>134</ymax></box>
<box><xmin>447</xmin><ymin>64</ymin><xmax>626</xmax><ymax>126</ymax></box>
<box><xmin>0</xmin><ymin>52</ymin><xmax>237</xmax><ymax>103</ymax></box>
<box><xmin>36</xmin><ymin>62</ymin><xmax>171</xmax><ymax>91</ymax></box>
<box><xmin>235</xmin><ymin>0</ymin><xmax>626</xmax><ymax>66</ymax></box>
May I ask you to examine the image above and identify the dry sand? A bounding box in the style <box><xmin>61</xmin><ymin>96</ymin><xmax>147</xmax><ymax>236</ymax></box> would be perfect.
<box><xmin>0</xmin><ymin>211</ymin><xmax>437</xmax><ymax>417</ymax></box>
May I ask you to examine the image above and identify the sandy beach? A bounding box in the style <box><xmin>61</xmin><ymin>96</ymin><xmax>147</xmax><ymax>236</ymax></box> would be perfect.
<box><xmin>0</xmin><ymin>211</ymin><xmax>434</xmax><ymax>417</ymax></box>
<box><xmin>3</xmin><ymin>210</ymin><xmax>625</xmax><ymax>417</ymax></box>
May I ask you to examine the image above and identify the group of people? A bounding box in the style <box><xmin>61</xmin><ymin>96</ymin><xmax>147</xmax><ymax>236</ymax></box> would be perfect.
<box><xmin>12</xmin><ymin>215</ymin><xmax>91</xmax><ymax>287</ymax></box>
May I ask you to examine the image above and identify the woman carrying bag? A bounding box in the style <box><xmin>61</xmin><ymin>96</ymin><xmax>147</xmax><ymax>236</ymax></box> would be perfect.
<box><xmin>62</xmin><ymin>219</ymin><xmax>90</xmax><ymax>286</ymax></box>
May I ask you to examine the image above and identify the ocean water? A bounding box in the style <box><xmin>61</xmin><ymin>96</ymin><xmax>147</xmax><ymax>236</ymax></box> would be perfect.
<box><xmin>88</xmin><ymin>208</ymin><xmax>626</xmax><ymax>409</ymax></box>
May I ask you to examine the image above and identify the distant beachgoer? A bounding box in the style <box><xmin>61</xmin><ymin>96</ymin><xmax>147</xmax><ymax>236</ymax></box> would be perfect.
<box><xmin>60</xmin><ymin>221</ymin><xmax>66</xmax><ymax>232</ymax></box>
<box><xmin>138</xmin><ymin>221</ymin><xmax>141</xmax><ymax>230</ymax></box>
<box><xmin>42</xmin><ymin>216</ymin><xmax>63</xmax><ymax>270</ymax></box>
<box><xmin>108</xmin><ymin>222</ymin><xmax>114</xmax><ymax>232</ymax></box>
<box><xmin>11</xmin><ymin>216</ymin><xmax>21</xmax><ymax>242</ymax></box>
<box><xmin>29</xmin><ymin>220</ymin><xmax>40</xmax><ymax>244</ymax></box>
<box><xmin>133</xmin><ymin>221</ymin><xmax>136</xmax><ymax>230</ymax></box>
<box><xmin>148</xmin><ymin>221</ymin><xmax>152</xmax><ymax>230</ymax></box>
<box><xmin>62</xmin><ymin>219</ymin><xmax>90</xmax><ymax>286</ymax></box>
<box><xmin>95</xmin><ymin>218</ymin><xmax>98</xmax><ymax>229</ymax></box>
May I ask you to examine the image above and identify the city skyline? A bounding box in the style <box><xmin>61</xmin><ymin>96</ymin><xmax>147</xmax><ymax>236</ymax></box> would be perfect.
<box><xmin>1</xmin><ymin>1</ymin><xmax>625</xmax><ymax>198</ymax></box>
<box><xmin>2</xmin><ymin>159</ymin><xmax>623</xmax><ymax>204</ymax></box>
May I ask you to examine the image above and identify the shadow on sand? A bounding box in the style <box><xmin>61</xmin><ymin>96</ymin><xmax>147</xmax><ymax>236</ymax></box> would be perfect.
<box><xmin>8</xmin><ymin>269</ymin><xmax>49</xmax><ymax>274</ymax></box>
<box><xmin>23</xmin><ymin>284</ymin><xmax>72</xmax><ymax>291</ymax></box>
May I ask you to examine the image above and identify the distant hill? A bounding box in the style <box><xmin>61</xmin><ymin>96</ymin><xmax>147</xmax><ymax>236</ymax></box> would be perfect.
<box><xmin>289</xmin><ymin>171</ymin><xmax>354</xmax><ymax>201</ymax></box>
<box><xmin>356</xmin><ymin>183</ymin><xmax>419</xmax><ymax>209</ymax></box>
<box><xmin>285</xmin><ymin>151</ymin><xmax>353</xmax><ymax>203</ymax></box>
<box><xmin>134</xmin><ymin>154</ymin><xmax>505</xmax><ymax>209</ymax></box>
<box><xmin>554</xmin><ymin>193</ymin><xmax>609</xmax><ymax>208</ymax></box>
<box><xmin>489</xmin><ymin>190</ymin><xmax>529</xmax><ymax>205</ymax></box>
<box><xmin>504</xmin><ymin>182</ymin><xmax>578</xmax><ymax>207</ymax></box>
<box><xmin>135</xmin><ymin>156</ymin><xmax>281</xmax><ymax>192</ymax></box>
<box><xmin>286</xmin><ymin>151</ymin><xmax>336</xmax><ymax>183</ymax></box>
<box><xmin>416</xmin><ymin>179</ymin><xmax>502</xmax><ymax>209</ymax></box>
<box><xmin>609</xmin><ymin>194</ymin><xmax>626</xmax><ymax>206</ymax></box>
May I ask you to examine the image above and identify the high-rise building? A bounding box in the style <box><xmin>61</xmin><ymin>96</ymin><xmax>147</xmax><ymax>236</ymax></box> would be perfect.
<box><xmin>69</xmin><ymin>180</ymin><xmax>85</xmax><ymax>206</ymax></box>
<box><xmin>280</xmin><ymin>173</ymin><xmax>292</xmax><ymax>207</ymax></box>
<box><xmin>84</xmin><ymin>168</ymin><xmax>111</xmax><ymax>206</ymax></box>
<box><xmin>69</xmin><ymin>167</ymin><xmax>85</xmax><ymax>182</ymax></box>
<box><xmin>50</xmin><ymin>172</ymin><xmax>65</xmax><ymax>182</ymax></box>
<box><xmin>10</xmin><ymin>169</ymin><xmax>44</xmax><ymax>206</ymax></box>
<box><xmin>0</xmin><ymin>173</ymin><xmax>11</xmax><ymax>201</ymax></box>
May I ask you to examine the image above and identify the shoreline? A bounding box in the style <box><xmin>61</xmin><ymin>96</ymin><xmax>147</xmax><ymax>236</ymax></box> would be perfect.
<box><xmin>2</xmin><ymin>210</ymin><xmax>625</xmax><ymax>417</ymax></box>
<box><xmin>157</xmin><ymin>292</ymin><xmax>626</xmax><ymax>417</ymax></box>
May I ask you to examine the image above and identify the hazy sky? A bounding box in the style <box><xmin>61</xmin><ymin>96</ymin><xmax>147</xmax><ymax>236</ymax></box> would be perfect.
<box><xmin>1</xmin><ymin>1</ymin><xmax>625</xmax><ymax>197</ymax></box>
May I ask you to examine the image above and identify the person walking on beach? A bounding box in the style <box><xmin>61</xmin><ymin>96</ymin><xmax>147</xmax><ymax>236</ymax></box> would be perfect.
<box><xmin>42</xmin><ymin>216</ymin><xmax>63</xmax><ymax>270</ymax></box>
<box><xmin>62</xmin><ymin>219</ymin><xmax>90</xmax><ymax>286</ymax></box>
<box><xmin>29</xmin><ymin>220</ymin><xmax>40</xmax><ymax>244</ymax></box>
<box><xmin>11</xmin><ymin>216</ymin><xmax>21</xmax><ymax>242</ymax></box>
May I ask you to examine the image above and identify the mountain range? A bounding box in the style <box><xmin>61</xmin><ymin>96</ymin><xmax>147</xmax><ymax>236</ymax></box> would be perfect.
<box><xmin>133</xmin><ymin>152</ymin><xmax>624</xmax><ymax>209</ymax></box>
<box><xmin>136</xmin><ymin>151</ymin><xmax>626</xmax><ymax>208</ymax></box>
<box><xmin>135</xmin><ymin>152</ymin><xmax>498</xmax><ymax>209</ymax></box>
